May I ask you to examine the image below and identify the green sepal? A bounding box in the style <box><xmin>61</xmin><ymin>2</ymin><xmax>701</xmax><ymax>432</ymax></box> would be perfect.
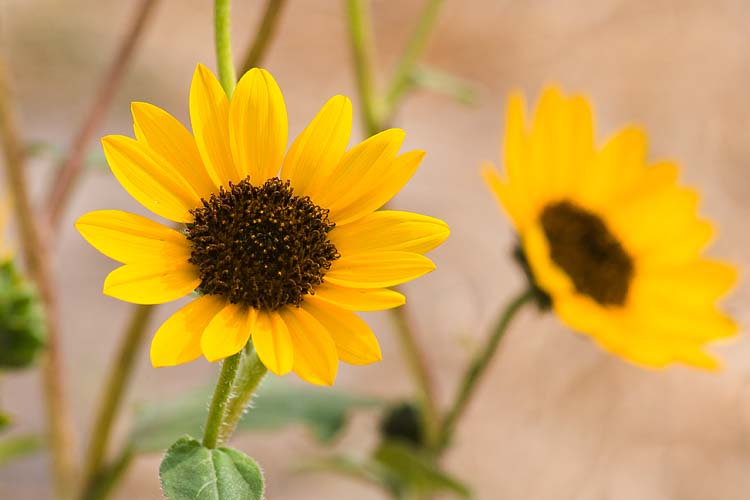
<box><xmin>159</xmin><ymin>436</ymin><xmax>264</xmax><ymax>500</ymax></box>
<box><xmin>0</xmin><ymin>259</ymin><xmax>45</xmax><ymax>369</ymax></box>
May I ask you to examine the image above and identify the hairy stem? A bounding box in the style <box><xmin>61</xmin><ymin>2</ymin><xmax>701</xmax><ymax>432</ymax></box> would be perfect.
<box><xmin>438</xmin><ymin>289</ymin><xmax>534</xmax><ymax>449</ymax></box>
<box><xmin>218</xmin><ymin>345</ymin><xmax>268</xmax><ymax>443</ymax></box>
<box><xmin>79</xmin><ymin>305</ymin><xmax>154</xmax><ymax>498</ymax></box>
<box><xmin>202</xmin><ymin>353</ymin><xmax>242</xmax><ymax>449</ymax></box>
<box><xmin>215</xmin><ymin>0</ymin><xmax>238</xmax><ymax>96</ymax></box>
<box><xmin>239</xmin><ymin>0</ymin><xmax>288</xmax><ymax>74</ymax></box>
<box><xmin>45</xmin><ymin>0</ymin><xmax>160</xmax><ymax>231</ymax></box>
<box><xmin>0</xmin><ymin>58</ymin><xmax>77</xmax><ymax>499</ymax></box>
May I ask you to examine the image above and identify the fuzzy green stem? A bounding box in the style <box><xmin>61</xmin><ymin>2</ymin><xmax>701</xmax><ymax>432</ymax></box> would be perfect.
<box><xmin>438</xmin><ymin>289</ymin><xmax>534</xmax><ymax>450</ymax></box>
<box><xmin>345</xmin><ymin>0</ymin><xmax>381</xmax><ymax>135</ymax></box>
<box><xmin>239</xmin><ymin>0</ymin><xmax>288</xmax><ymax>74</ymax></box>
<box><xmin>202</xmin><ymin>353</ymin><xmax>242</xmax><ymax>449</ymax></box>
<box><xmin>218</xmin><ymin>345</ymin><xmax>268</xmax><ymax>443</ymax></box>
<box><xmin>383</xmin><ymin>0</ymin><xmax>444</xmax><ymax>120</ymax></box>
<box><xmin>80</xmin><ymin>304</ymin><xmax>154</xmax><ymax>498</ymax></box>
<box><xmin>215</xmin><ymin>0</ymin><xmax>238</xmax><ymax>96</ymax></box>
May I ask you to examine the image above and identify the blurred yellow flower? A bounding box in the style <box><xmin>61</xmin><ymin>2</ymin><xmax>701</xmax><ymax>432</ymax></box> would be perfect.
<box><xmin>483</xmin><ymin>86</ymin><xmax>736</xmax><ymax>369</ymax></box>
<box><xmin>76</xmin><ymin>64</ymin><xmax>448</xmax><ymax>385</ymax></box>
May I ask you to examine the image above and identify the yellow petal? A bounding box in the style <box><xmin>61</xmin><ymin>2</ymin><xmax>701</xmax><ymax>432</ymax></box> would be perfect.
<box><xmin>281</xmin><ymin>95</ymin><xmax>352</xmax><ymax>198</ymax></box>
<box><xmin>229</xmin><ymin>68</ymin><xmax>288</xmax><ymax>184</ymax></box>
<box><xmin>330</xmin><ymin>149</ymin><xmax>425</xmax><ymax>226</ymax></box>
<box><xmin>102</xmin><ymin>135</ymin><xmax>199</xmax><ymax>222</ymax></box>
<box><xmin>313</xmin><ymin>282</ymin><xmax>405</xmax><ymax>311</ymax></box>
<box><xmin>302</xmin><ymin>296</ymin><xmax>382</xmax><ymax>366</ymax></box>
<box><xmin>630</xmin><ymin>259</ymin><xmax>737</xmax><ymax>307</ymax></box>
<box><xmin>131</xmin><ymin>102</ymin><xmax>218</xmax><ymax>200</ymax></box>
<box><xmin>315</xmin><ymin>129</ymin><xmax>404</xmax><ymax>214</ymax></box>
<box><xmin>324</xmin><ymin>251</ymin><xmax>435</xmax><ymax>289</ymax></box>
<box><xmin>75</xmin><ymin>210</ymin><xmax>189</xmax><ymax>264</ymax></box>
<box><xmin>103</xmin><ymin>262</ymin><xmax>200</xmax><ymax>305</ymax></box>
<box><xmin>190</xmin><ymin>64</ymin><xmax>239</xmax><ymax>187</ymax></box>
<box><xmin>150</xmin><ymin>294</ymin><xmax>225</xmax><ymax>367</ymax></box>
<box><xmin>329</xmin><ymin>210</ymin><xmax>449</xmax><ymax>256</ymax></box>
<box><xmin>578</xmin><ymin>126</ymin><xmax>647</xmax><ymax>207</ymax></box>
<box><xmin>481</xmin><ymin>163</ymin><xmax>532</xmax><ymax>230</ymax></box>
<box><xmin>252</xmin><ymin>310</ymin><xmax>293</xmax><ymax>375</ymax></box>
<box><xmin>278</xmin><ymin>306</ymin><xmax>338</xmax><ymax>386</ymax></box>
<box><xmin>200</xmin><ymin>303</ymin><xmax>254</xmax><ymax>362</ymax></box>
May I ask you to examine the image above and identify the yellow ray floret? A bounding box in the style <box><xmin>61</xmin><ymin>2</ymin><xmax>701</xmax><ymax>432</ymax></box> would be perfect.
<box><xmin>76</xmin><ymin>64</ymin><xmax>449</xmax><ymax>386</ymax></box>
<box><xmin>482</xmin><ymin>86</ymin><xmax>737</xmax><ymax>370</ymax></box>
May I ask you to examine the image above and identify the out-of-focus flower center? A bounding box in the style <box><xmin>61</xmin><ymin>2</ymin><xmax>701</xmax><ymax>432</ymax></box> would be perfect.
<box><xmin>186</xmin><ymin>178</ymin><xmax>339</xmax><ymax>310</ymax></box>
<box><xmin>540</xmin><ymin>201</ymin><xmax>633</xmax><ymax>306</ymax></box>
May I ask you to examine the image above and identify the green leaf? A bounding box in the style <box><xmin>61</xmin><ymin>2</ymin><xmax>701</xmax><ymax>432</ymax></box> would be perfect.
<box><xmin>411</xmin><ymin>65</ymin><xmax>477</xmax><ymax>105</ymax></box>
<box><xmin>0</xmin><ymin>411</ymin><xmax>11</xmax><ymax>432</ymax></box>
<box><xmin>0</xmin><ymin>434</ymin><xmax>44</xmax><ymax>466</ymax></box>
<box><xmin>159</xmin><ymin>436</ymin><xmax>263</xmax><ymax>500</ymax></box>
<box><xmin>130</xmin><ymin>378</ymin><xmax>384</xmax><ymax>454</ymax></box>
<box><xmin>0</xmin><ymin>260</ymin><xmax>45</xmax><ymax>370</ymax></box>
<box><xmin>373</xmin><ymin>441</ymin><xmax>471</xmax><ymax>498</ymax></box>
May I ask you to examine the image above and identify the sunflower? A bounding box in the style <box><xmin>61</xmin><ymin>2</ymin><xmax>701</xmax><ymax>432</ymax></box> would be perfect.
<box><xmin>76</xmin><ymin>64</ymin><xmax>449</xmax><ymax>385</ymax></box>
<box><xmin>482</xmin><ymin>86</ymin><xmax>737</xmax><ymax>369</ymax></box>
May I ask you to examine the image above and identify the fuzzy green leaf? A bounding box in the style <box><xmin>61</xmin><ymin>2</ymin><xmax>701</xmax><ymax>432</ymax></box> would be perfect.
<box><xmin>0</xmin><ymin>260</ymin><xmax>45</xmax><ymax>369</ymax></box>
<box><xmin>159</xmin><ymin>436</ymin><xmax>264</xmax><ymax>500</ymax></box>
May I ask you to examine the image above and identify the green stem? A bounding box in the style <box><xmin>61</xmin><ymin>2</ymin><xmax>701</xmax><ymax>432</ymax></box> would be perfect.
<box><xmin>202</xmin><ymin>353</ymin><xmax>241</xmax><ymax>449</ymax></box>
<box><xmin>239</xmin><ymin>0</ymin><xmax>288</xmax><ymax>74</ymax></box>
<box><xmin>82</xmin><ymin>448</ymin><xmax>134</xmax><ymax>500</ymax></box>
<box><xmin>345</xmin><ymin>0</ymin><xmax>381</xmax><ymax>135</ymax></box>
<box><xmin>383</xmin><ymin>0</ymin><xmax>444</xmax><ymax>121</ymax></box>
<box><xmin>79</xmin><ymin>304</ymin><xmax>154</xmax><ymax>498</ymax></box>
<box><xmin>214</xmin><ymin>0</ymin><xmax>238</xmax><ymax>96</ymax></box>
<box><xmin>437</xmin><ymin>289</ymin><xmax>534</xmax><ymax>450</ymax></box>
<box><xmin>218</xmin><ymin>344</ymin><xmax>268</xmax><ymax>443</ymax></box>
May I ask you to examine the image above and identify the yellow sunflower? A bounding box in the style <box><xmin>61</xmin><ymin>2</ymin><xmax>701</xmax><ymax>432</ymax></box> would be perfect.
<box><xmin>76</xmin><ymin>64</ymin><xmax>449</xmax><ymax>385</ymax></box>
<box><xmin>483</xmin><ymin>86</ymin><xmax>737</xmax><ymax>369</ymax></box>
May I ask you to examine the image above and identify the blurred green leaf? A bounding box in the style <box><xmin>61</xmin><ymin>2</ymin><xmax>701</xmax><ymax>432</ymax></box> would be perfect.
<box><xmin>159</xmin><ymin>436</ymin><xmax>263</xmax><ymax>500</ymax></box>
<box><xmin>130</xmin><ymin>378</ymin><xmax>385</xmax><ymax>453</ymax></box>
<box><xmin>86</xmin><ymin>148</ymin><xmax>109</xmax><ymax>171</ymax></box>
<box><xmin>0</xmin><ymin>411</ymin><xmax>11</xmax><ymax>432</ymax></box>
<box><xmin>411</xmin><ymin>65</ymin><xmax>477</xmax><ymax>105</ymax></box>
<box><xmin>374</xmin><ymin>441</ymin><xmax>471</xmax><ymax>499</ymax></box>
<box><xmin>24</xmin><ymin>140</ymin><xmax>62</xmax><ymax>160</ymax></box>
<box><xmin>298</xmin><ymin>454</ymin><xmax>388</xmax><ymax>490</ymax></box>
<box><xmin>0</xmin><ymin>260</ymin><xmax>45</xmax><ymax>370</ymax></box>
<box><xmin>0</xmin><ymin>433</ymin><xmax>44</xmax><ymax>466</ymax></box>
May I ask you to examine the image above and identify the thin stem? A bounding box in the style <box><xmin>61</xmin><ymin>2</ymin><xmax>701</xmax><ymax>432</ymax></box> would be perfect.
<box><xmin>239</xmin><ymin>0</ymin><xmax>287</xmax><ymax>74</ymax></box>
<box><xmin>79</xmin><ymin>305</ymin><xmax>154</xmax><ymax>497</ymax></box>
<box><xmin>383</xmin><ymin>0</ymin><xmax>444</xmax><ymax>119</ymax></box>
<box><xmin>0</xmin><ymin>57</ymin><xmax>77</xmax><ymax>500</ymax></box>
<box><xmin>438</xmin><ymin>289</ymin><xmax>534</xmax><ymax>450</ymax></box>
<box><xmin>218</xmin><ymin>344</ymin><xmax>268</xmax><ymax>443</ymax></box>
<box><xmin>214</xmin><ymin>0</ymin><xmax>238</xmax><ymax>97</ymax></box>
<box><xmin>45</xmin><ymin>0</ymin><xmax>160</xmax><ymax>231</ymax></box>
<box><xmin>345</xmin><ymin>0</ymin><xmax>381</xmax><ymax>135</ymax></box>
<box><xmin>82</xmin><ymin>447</ymin><xmax>134</xmax><ymax>500</ymax></box>
<box><xmin>389</xmin><ymin>306</ymin><xmax>440</xmax><ymax>449</ymax></box>
<box><xmin>202</xmin><ymin>353</ymin><xmax>242</xmax><ymax>449</ymax></box>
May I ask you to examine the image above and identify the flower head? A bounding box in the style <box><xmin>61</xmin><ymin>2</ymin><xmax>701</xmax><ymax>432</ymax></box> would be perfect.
<box><xmin>483</xmin><ymin>87</ymin><xmax>737</xmax><ymax>369</ymax></box>
<box><xmin>76</xmin><ymin>64</ymin><xmax>449</xmax><ymax>385</ymax></box>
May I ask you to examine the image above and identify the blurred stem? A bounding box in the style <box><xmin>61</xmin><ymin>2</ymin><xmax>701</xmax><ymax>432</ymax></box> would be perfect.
<box><xmin>383</xmin><ymin>0</ymin><xmax>444</xmax><ymax>121</ymax></box>
<box><xmin>239</xmin><ymin>0</ymin><xmax>288</xmax><ymax>74</ymax></box>
<box><xmin>45</xmin><ymin>0</ymin><xmax>160</xmax><ymax>232</ymax></box>
<box><xmin>346</xmin><ymin>0</ymin><xmax>446</xmax><ymax>450</ymax></box>
<box><xmin>215</xmin><ymin>0</ymin><xmax>238</xmax><ymax>96</ymax></box>
<box><xmin>82</xmin><ymin>447</ymin><xmax>134</xmax><ymax>500</ymax></box>
<box><xmin>437</xmin><ymin>289</ymin><xmax>534</xmax><ymax>450</ymax></box>
<box><xmin>0</xmin><ymin>58</ymin><xmax>78</xmax><ymax>500</ymax></box>
<box><xmin>79</xmin><ymin>305</ymin><xmax>154</xmax><ymax>499</ymax></box>
<box><xmin>202</xmin><ymin>353</ymin><xmax>241</xmax><ymax>449</ymax></box>
<box><xmin>345</xmin><ymin>0</ymin><xmax>381</xmax><ymax>134</ymax></box>
<box><xmin>218</xmin><ymin>344</ymin><xmax>268</xmax><ymax>443</ymax></box>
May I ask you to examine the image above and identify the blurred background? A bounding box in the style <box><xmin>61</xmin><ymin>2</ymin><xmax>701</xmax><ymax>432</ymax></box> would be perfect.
<box><xmin>2</xmin><ymin>0</ymin><xmax>750</xmax><ymax>498</ymax></box>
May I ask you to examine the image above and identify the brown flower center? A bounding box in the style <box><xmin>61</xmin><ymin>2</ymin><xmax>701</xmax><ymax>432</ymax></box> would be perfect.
<box><xmin>540</xmin><ymin>201</ymin><xmax>633</xmax><ymax>306</ymax></box>
<box><xmin>186</xmin><ymin>178</ymin><xmax>339</xmax><ymax>310</ymax></box>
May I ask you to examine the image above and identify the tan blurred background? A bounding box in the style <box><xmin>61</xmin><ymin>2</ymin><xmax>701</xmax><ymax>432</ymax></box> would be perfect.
<box><xmin>2</xmin><ymin>0</ymin><xmax>750</xmax><ymax>498</ymax></box>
